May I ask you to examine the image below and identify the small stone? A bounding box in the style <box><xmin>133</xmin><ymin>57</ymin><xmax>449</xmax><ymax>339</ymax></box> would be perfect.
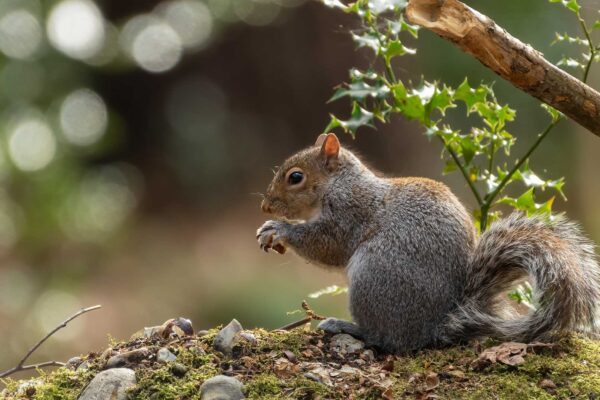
<box><xmin>240</xmin><ymin>332</ymin><xmax>257</xmax><ymax>344</ymax></box>
<box><xmin>79</xmin><ymin>368</ymin><xmax>136</xmax><ymax>400</ymax></box>
<box><xmin>157</xmin><ymin>347</ymin><xmax>177</xmax><ymax>363</ymax></box>
<box><xmin>303</xmin><ymin>372</ymin><xmax>321</xmax><ymax>383</ymax></box>
<box><xmin>106</xmin><ymin>347</ymin><xmax>150</xmax><ymax>369</ymax></box>
<box><xmin>77</xmin><ymin>361</ymin><xmax>90</xmax><ymax>371</ymax></box>
<box><xmin>200</xmin><ymin>375</ymin><xmax>244</xmax><ymax>400</ymax></box>
<box><xmin>171</xmin><ymin>363</ymin><xmax>188</xmax><ymax>377</ymax></box>
<box><xmin>213</xmin><ymin>319</ymin><xmax>243</xmax><ymax>356</ymax></box>
<box><xmin>329</xmin><ymin>334</ymin><xmax>365</xmax><ymax>355</ymax></box>
<box><xmin>172</xmin><ymin>317</ymin><xmax>194</xmax><ymax>336</ymax></box>
<box><xmin>66</xmin><ymin>356</ymin><xmax>82</xmax><ymax>370</ymax></box>
<box><xmin>361</xmin><ymin>349</ymin><xmax>375</xmax><ymax>362</ymax></box>
<box><xmin>197</xmin><ymin>330</ymin><xmax>210</xmax><ymax>337</ymax></box>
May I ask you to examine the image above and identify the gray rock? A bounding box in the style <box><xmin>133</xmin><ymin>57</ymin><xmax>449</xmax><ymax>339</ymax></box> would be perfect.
<box><xmin>213</xmin><ymin>319</ymin><xmax>243</xmax><ymax>356</ymax></box>
<box><xmin>329</xmin><ymin>334</ymin><xmax>365</xmax><ymax>355</ymax></box>
<box><xmin>157</xmin><ymin>347</ymin><xmax>177</xmax><ymax>363</ymax></box>
<box><xmin>79</xmin><ymin>368</ymin><xmax>136</xmax><ymax>400</ymax></box>
<box><xmin>77</xmin><ymin>361</ymin><xmax>90</xmax><ymax>371</ymax></box>
<box><xmin>106</xmin><ymin>347</ymin><xmax>150</xmax><ymax>369</ymax></box>
<box><xmin>240</xmin><ymin>332</ymin><xmax>257</xmax><ymax>344</ymax></box>
<box><xmin>197</xmin><ymin>330</ymin><xmax>210</xmax><ymax>337</ymax></box>
<box><xmin>200</xmin><ymin>375</ymin><xmax>244</xmax><ymax>400</ymax></box>
<box><xmin>171</xmin><ymin>362</ymin><xmax>188</xmax><ymax>377</ymax></box>
<box><xmin>66</xmin><ymin>356</ymin><xmax>82</xmax><ymax>370</ymax></box>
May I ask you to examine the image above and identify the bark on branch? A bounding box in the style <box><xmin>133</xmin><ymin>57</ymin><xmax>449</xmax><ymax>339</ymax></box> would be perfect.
<box><xmin>405</xmin><ymin>0</ymin><xmax>600</xmax><ymax>137</ymax></box>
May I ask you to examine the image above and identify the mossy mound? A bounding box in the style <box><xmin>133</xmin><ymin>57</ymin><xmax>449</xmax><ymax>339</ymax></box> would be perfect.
<box><xmin>2</xmin><ymin>326</ymin><xmax>600</xmax><ymax>399</ymax></box>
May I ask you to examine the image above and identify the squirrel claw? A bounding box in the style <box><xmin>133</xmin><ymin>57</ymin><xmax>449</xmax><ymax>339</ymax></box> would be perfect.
<box><xmin>257</xmin><ymin>220</ymin><xmax>287</xmax><ymax>255</ymax></box>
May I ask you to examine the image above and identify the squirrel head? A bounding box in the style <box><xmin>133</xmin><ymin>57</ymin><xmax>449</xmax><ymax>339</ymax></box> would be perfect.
<box><xmin>261</xmin><ymin>133</ymin><xmax>343</xmax><ymax>221</ymax></box>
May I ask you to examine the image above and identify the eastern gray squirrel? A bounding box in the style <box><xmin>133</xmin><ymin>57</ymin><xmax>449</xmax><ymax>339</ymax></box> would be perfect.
<box><xmin>256</xmin><ymin>133</ymin><xmax>600</xmax><ymax>353</ymax></box>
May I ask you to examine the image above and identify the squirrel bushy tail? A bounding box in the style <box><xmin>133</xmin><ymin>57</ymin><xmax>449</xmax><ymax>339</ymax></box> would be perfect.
<box><xmin>447</xmin><ymin>212</ymin><xmax>600</xmax><ymax>342</ymax></box>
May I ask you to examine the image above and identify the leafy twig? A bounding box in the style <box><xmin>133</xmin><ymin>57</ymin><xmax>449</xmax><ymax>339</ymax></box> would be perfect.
<box><xmin>0</xmin><ymin>305</ymin><xmax>102</xmax><ymax>379</ymax></box>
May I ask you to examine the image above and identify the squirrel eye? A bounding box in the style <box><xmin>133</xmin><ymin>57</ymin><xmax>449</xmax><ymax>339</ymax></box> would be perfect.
<box><xmin>288</xmin><ymin>171</ymin><xmax>304</xmax><ymax>185</ymax></box>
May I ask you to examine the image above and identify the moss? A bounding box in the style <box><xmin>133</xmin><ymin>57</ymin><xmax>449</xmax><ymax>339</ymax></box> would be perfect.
<box><xmin>128</xmin><ymin>347</ymin><xmax>219</xmax><ymax>400</ymax></box>
<box><xmin>244</xmin><ymin>373</ymin><xmax>332</xmax><ymax>399</ymax></box>
<box><xmin>2</xmin><ymin>331</ymin><xmax>599</xmax><ymax>400</ymax></box>
<box><xmin>244</xmin><ymin>374</ymin><xmax>283</xmax><ymax>399</ymax></box>
<box><xmin>0</xmin><ymin>368</ymin><xmax>95</xmax><ymax>400</ymax></box>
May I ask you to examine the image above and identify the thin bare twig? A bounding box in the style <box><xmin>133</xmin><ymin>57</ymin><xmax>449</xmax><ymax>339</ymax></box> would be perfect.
<box><xmin>274</xmin><ymin>300</ymin><xmax>326</xmax><ymax>331</ymax></box>
<box><xmin>0</xmin><ymin>305</ymin><xmax>102</xmax><ymax>379</ymax></box>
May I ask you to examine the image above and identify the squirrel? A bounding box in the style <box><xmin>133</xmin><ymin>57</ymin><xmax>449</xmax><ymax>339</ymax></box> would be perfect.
<box><xmin>256</xmin><ymin>133</ymin><xmax>600</xmax><ymax>353</ymax></box>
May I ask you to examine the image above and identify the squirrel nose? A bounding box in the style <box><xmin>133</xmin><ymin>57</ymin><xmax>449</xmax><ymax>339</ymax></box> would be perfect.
<box><xmin>261</xmin><ymin>199</ymin><xmax>272</xmax><ymax>214</ymax></box>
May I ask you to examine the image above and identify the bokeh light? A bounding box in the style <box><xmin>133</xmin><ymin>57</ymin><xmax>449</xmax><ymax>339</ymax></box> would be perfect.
<box><xmin>60</xmin><ymin>88</ymin><xmax>108</xmax><ymax>146</ymax></box>
<box><xmin>121</xmin><ymin>15</ymin><xmax>183</xmax><ymax>73</ymax></box>
<box><xmin>47</xmin><ymin>0</ymin><xmax>105</xmax><ymax>60</ymax></box>
<box><xmin>61</xmin><ymin>166</ymin><xmax>138</xmax><ymax>242</ymax></box>
<box><xmin>158</xmin><ymin>0</ymin><xmax>213</xmax><ymax>50</ymax></box>
<box><xmin>234</xmin><ymin>0</ymin><xmax>281</xmax><ymax>26</ymax></box>
<box><xmin>35</xmin><ymin>290</ymin><xmax>82</xmax><ymax>341</ymax></box>
<box><xmin>0</xmin><ymin>267</ymin><xmax>34</xmax><ymax>314</ymax></box>
<box><xmin>7</xmin><ymin>113</ymin><xmax>57</xmax><ymax>172</ymax></box>
<box><xmin>0</xmin><ymin>9</ymin><xmax>43</xmax><ymax>60</ymax></box>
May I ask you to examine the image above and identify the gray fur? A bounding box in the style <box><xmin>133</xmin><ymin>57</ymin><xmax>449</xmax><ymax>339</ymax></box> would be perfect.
<box><xmin>258</xmin><ymin>143</ymin><xmax>600</xmax><ymax>353</ymax></box>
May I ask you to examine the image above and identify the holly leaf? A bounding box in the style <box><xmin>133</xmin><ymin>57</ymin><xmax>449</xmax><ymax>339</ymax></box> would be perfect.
<box><xmin>455</xmin><ymin>79</ymin><xmax>489</xmax><ymax>113</ymax></box>
<box><xmin>329</xmin><ymin>81</ymin><xmax>390</xmax><ymax>102</ymax></box>
<box><xmin>329</xmin><ymin>103</ymin><xmax>375</xmax><ymax>136</ymax></box>
<box><xmin>352</xmin><ymin>32</ymin><xmax>380</xmax><ymax>53</ymax></box>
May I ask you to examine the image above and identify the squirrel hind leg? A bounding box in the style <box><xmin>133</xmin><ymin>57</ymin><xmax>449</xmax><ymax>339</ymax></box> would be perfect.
<box><xmin>317</xmin><ymin>318</ymin><xmax>364</xmax><ymax>340</ymax></box>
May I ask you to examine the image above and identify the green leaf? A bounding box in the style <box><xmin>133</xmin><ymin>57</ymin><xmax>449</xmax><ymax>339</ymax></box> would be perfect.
<box><xmin>333</xmin><ymin>102</ymin><xmax>375</xmax><ymax>136</ymax></box>
<box><xmin>460</xmin><ymin>136</ymin><xmax>477</xmax><ymax>165</ymax></box>
<box><xmin>308</xmin><ymin>285</ymin><xmax>348</xmax><ymax>299</ymax></box>
<box><xmin>442</xmin><ymin>159</ymin><xmax>457</xmax><ymax>174</ymax></box>
<box><xmin>455</xmin><ymin>79</ymin><xmax>489</xmax><ymax>112</ymax></box>
<box><xmin>351</xmin><ymin>32</ymin><xmax>380</xmax><ymax>53</ymax></box>
<box><xmin>549</xmin><ymin>0</ymin><xmax>581</xmax><ymax>14</ymax></box>
<box><xmin>498</xmin><ymin>188</ymin><xmax>555</xmax><ymax>216</ymax></box>
<box><xmin>428</xmin><ymin>85</ymin><xmax>455</xmax><ymax>115</ymax></box>
<box><xmin>384</xmin><ymin>40</ymin><xmax>416</xmax><ymax>61</ymax></box>
<box><xmin>593</xmin><ymin>20</ymin><xmax>600</xmax><ymax>30</ymax></box>
<box><xmin>322</xmin><ymin>0</ymin><xmax>348</xmax><ymax>10</ymax></box>
<box><xmin>329</xmin><ymin>81</ymin><xmax>390</xmax><ymax>102</ymax></box>
<box><xmin>557</xmin><ymin>56</ymin><xmax>583</xmax><ymax>69</ymax></box>
<box><xmin>367</xmin><ymin>0</ymin><xmax>408</xmax><ymax>14</ymax></box>
<box><xmin>541</xmin><ymin>104</ymin><xmax>563</xmax><ymax>123</ymax></box>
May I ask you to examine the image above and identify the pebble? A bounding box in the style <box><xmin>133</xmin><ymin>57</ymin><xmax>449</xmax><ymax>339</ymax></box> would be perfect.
<box><xmin>240</xmin><ymin>332</ymin><xmax>257</xmax><ymax>344</ymax></box>
<box><xmin>171</xmin><ymin>363</ymin><xmax>188</xmax><ymax>377</ymax></box>
<box><xmin>200</xmin><ymin>375</ymin><xmax>244</xmax><ymax>400</ymax></box>
<box><xmin>66</xmin><ymin>356</ymin><xmax>82</xmax><ymax>370</ymax></box>
<box><xmin>78</xmin><ymin>368</ymin><xmax>136</xmax><ymax>400</ymax></box>
<box><xmin>213</xmin><ymin>319</ymin><xmax>243</xmax><ymax>356</ymax></box>
<box><xmin>157</xmin><ymin>347</ymin><xmax>177</xmax><ymax>363</ymax></box>
<box><xmin>106</xmin><ymin>347</ymin><xmax>150</xmax><ymax>369</ymax></box>
<box><xmin>329</xmin><ymin>334</ymin><xmax>365</xmax><ymax>355</ymax></box>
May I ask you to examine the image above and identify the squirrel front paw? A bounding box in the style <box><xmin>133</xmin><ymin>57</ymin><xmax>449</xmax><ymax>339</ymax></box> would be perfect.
<box><xmin>256</xmin><ymin>220</ymin><xmax>288</xmax><ymax>254</ymax></box>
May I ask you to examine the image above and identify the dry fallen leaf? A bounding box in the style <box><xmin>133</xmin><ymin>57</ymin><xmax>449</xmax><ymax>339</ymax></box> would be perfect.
<box><xmin>472</xmin><ymin>342</ymin><xmax>528</xmax><ymax>369</ymax></box>
<box><xmin>539</xmin><ymin>379</ymin><xmax>557</xmax><ymax>390</ymax></box>
<box><xmin>425</xmin><ymin>372</ymin><xmax>440</xmax><ymax>391</ymax></box>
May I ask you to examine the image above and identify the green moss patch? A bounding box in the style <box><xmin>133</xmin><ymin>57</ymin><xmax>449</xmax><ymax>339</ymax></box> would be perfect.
<box><xmin>2</xmin><ymin>329</ymin><xmax>599</xmax><ymax>399</ymax></box>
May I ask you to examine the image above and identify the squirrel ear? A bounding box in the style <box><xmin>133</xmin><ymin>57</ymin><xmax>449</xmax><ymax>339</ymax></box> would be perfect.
<box><xmin>315</xmin><ymin>133</ymin><xmax>328</xmax><ymax>147</ymax></box>
<box><xmin>319</xmin><ymin>133</ymin><xmax>340</xmax><ymax>169</ymax></box>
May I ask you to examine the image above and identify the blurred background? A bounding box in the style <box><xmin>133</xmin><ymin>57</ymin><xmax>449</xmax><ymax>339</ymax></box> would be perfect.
<box><xmin>0</xmin><ymin>0</ymin><xmax>599</xmax><ymax>379</ymax></box>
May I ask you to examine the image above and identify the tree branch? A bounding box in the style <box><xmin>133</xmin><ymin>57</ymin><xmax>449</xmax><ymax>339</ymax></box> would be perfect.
<box><xmin>405</xmin><ymin>0</ymin><xmax>600</xmax><ymax>137</ymax></box>
<box><xmin>0</xmin><ymin>305</ymin><xmax>102</xmax><ymax>379</ymax></box>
